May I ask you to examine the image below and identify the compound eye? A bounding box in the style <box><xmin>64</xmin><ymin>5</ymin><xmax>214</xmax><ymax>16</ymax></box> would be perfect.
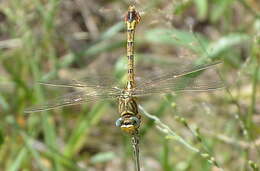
<box><xmin>130</xmin><ymin>116</ymin><xmax>140</xmax><ymax>126</ymax></box>
<box><xmin>115</xmin><ymin>117</ymin><xmax>124</xmax><ymax>127</ymax></box>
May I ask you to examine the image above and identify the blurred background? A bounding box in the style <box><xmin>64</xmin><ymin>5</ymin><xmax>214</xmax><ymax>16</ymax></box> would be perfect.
<box><xmin>0</xmin><ymin>0</ymin><xmax>260</xmax><ymax>170</ymax></box>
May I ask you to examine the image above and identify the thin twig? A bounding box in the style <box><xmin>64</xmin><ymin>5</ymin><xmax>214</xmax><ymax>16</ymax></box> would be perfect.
<box><xmin>74</xmin><ymin>0</ymin><xmax>99</xmax><ymax>39</ymax></box>
<box><xmin>203</xmin><ymin>130</ymin><xmax>260</xmax><ymax>149</ymax></box>
<box><xmin>139</xmin><ymin>105</ymin><xmax>199</xmax><ymax>152</ymax></box>
<box><xmin>138</xmin><ymin>105</ymin><xmax>223</xmax><ymax>169</ymax></box>
<box><xmin>131</xmin><ymin>134</ymin><xmax>140</xmax><ymax>171</ymax></box>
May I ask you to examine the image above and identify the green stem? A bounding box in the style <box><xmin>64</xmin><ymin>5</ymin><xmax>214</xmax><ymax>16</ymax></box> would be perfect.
<box><xmin>247</xmin><ymin>62</ymin><xmax>260</xmax><ymax>134</ymax></box>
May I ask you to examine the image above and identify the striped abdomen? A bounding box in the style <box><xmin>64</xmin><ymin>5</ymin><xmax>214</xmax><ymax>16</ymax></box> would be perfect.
<box><xmin>125</xmin><ymin>5</ymin><xmax>140</xmax><ymax>89</ymax></box>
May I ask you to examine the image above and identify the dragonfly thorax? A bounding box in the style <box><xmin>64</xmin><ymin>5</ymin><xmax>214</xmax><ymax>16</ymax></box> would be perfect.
<box><xmin>117</xmin><ymin>90</ymin><xmax>140</xmax><ymax>135</ymax></box>
<box><xmin>118</xmin><ymin>90</ymin><xmax>138</xmax><ymax>115</ymax></box>
<box><xmin>120</xmin><ymin>89</ymin><xmax>133</xmax><ymax>99</ymax></box>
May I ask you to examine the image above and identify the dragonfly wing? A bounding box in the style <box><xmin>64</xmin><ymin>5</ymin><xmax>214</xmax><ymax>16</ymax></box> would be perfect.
<box><xmin>37</xmin><ymin>76</ymin><xmax>117</xmax><ymax>88</ymax></box>
<box><xmin>133</xmin><ymin>61</ymin><xmax>224</xmax><ymax>97</ymax></box>
<box><xmin>25</xmin><ymin>87</ymin><xmax>121</xmax><ymax>113</ymax></box>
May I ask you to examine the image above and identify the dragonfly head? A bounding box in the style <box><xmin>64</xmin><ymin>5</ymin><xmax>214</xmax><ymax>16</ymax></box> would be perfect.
<box><xmin>128</xmin><ymin>5</ymin><xmax>135</xmax><ymax>12</ymax></box>
<box><xmin>125</xmin><ymin>5</ymin><xmax>141</xmax><ymax>25</ymax></box>
<box><xmin>115</xmin><ymin>116</ymin><xmax>140</xmax><ymax>134</ymax></box>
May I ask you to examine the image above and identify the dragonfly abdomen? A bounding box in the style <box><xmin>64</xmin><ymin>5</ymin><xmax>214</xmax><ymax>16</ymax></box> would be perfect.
<box><xmin>125</xmin><ymin>5</ymin><xmax>140</xmax><ymax>89</ymax></box>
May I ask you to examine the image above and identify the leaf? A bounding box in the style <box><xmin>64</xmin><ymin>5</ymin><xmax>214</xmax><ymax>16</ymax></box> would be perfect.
<box><xmin>205</xmin><ymin>33</ymin><xmax>250</xmax><ymax>60</ymax></box>
<box><xmin>90</xmin><ymin>152</ymin><xmax>116</xmax><ymax>164</ymax></box>
<box><xmin>194</xmin><ymin>0</ymin><xmax>208</xmax><ymax>20</ymax></box>
<box><xmin>145</xmin><ymin>28</ymin><xmax>209</xmax><ymax>54</ymax></box>
<box><xmin>173</xmin><ymin>0</ymin><xmax>193</xmax><ymax>15</ymax></box>
<box><xmin>210</xmin><ymin>0</ymin><xmax>235</xmax><ymax>22</ymax></box>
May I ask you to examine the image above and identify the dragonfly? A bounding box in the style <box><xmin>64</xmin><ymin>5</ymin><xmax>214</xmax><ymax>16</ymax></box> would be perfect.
<box><xmin>25</xmin><ymin>5</ymin><xmax>223</xmax><ymax>135</ymax></box>
<box><xmin>25</xmin><ymin>5</ymin><xmax>223</xmax><ymax>171</ymax></box>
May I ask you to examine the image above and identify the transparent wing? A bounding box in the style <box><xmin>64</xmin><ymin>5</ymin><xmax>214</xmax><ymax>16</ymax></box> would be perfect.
<box><xmin>25</xmin><ymin>81</ymin><xmax>122</xmax><ymax>113</ymax></box>
<box><xmin>132</xmin><ymin>61</ymin><xmax>224</xmax><ymax>97</ymax></box>
<box><xmin>37</xmin><ymin>76</ymin><xmax>117</xmax><ymax>88</ymax></box>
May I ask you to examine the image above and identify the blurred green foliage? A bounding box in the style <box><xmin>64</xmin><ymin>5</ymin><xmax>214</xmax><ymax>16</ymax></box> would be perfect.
<box><xmin>0</xmin><ymin>0</ymin><xmax>260</xmax><ymax>170</ymax></box>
